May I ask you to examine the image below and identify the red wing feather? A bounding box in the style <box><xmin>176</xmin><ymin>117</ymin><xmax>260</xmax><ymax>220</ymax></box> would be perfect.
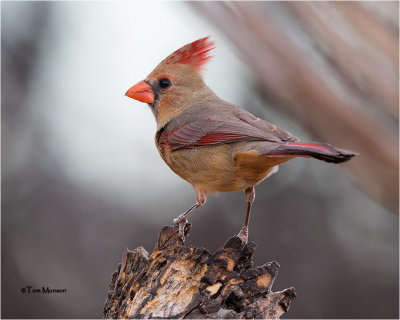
<box><xmin>163</xmin><ymin>119</ymin><xmax>278</xmax><ymax>151</ymax></box>
<box><xmin>196</xmin><ymin>133</ymin><xmax>250</xmax><ymax>146</ymax></box>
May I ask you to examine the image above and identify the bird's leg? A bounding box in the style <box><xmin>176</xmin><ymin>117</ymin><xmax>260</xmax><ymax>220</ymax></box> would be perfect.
<box><xmin>173</xmin><ymin>203</ymin><xmax>199</xmax><ymax>238</ymax></box>
<box><xmin>237</xmin><ymin>186</ymin><xmax>255</xmax><ymax>243</ymax></box>
<box><xmin>173</xmin><ymin>190</ymin><xmax>207</xmax><ymax>242</ymax></box>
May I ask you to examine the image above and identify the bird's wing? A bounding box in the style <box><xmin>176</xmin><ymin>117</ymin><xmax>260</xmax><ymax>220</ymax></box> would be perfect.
<box><xmin>161</xmin><ymin>119</ymin><xmax>266</xmax><ymax>151</ymax></box>
<box><xmin>159</xmin><ymin>99</ymin><xmax>299</xmax><ymax>151</ymax></box>
<box><xmin>161</xmin><ymin>118</ymin><xmax>298</xmax><ymax>151</ymax></box>
<box><xmin>233</xmin><ymin>106</ymin><xmax>300</xmax><ymax>143</ymax></box>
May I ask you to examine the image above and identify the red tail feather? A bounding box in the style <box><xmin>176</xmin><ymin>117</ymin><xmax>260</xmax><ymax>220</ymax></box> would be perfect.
<box><xmin>266</xmin><ymin>142</ymin><xmax>356</xmax><ymax>164</ymax></box>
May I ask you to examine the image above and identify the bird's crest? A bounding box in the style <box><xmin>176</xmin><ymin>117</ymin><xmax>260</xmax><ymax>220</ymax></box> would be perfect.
<box><xmin>163</xmin><ymin>36</ymin><xmax>215</xmax><ymax>72</ymax></box>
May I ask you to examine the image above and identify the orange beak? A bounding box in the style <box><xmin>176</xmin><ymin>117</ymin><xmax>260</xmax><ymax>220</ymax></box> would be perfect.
<box><xmin>125</xmin><ymin>80</ymin><xmax>154</xmax><ymax>104</ymax></box>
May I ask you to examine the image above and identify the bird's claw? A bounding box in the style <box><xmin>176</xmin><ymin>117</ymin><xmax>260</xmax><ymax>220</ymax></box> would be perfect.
<box><xmin>173</xmin><ymin>216</ymin><xmax>188</xmax><ymax>243</ymax></box>
<box><xmin>237</xmin><ymin>226</ymin><xmax>249</xmax><ymax>244</ymax></box>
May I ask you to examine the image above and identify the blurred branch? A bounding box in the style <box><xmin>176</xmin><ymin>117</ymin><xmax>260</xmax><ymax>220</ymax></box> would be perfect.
<box><xmin>287</xmin><ymin>1</ymin><xmax>398</xmax><ymax>120</ymax></box>
<box><xmin>103</xmin><ymin>225</ymin><xmax>296</xmax><ymax>319</ymax></box>
<box><xmin>192</xmin><ymin>1</ymin><xmax>399</xmax><ymax>213</ymax></box>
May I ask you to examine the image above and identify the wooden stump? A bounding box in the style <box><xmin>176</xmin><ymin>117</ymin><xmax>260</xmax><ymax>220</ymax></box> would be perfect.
<box><xmin>103</xmin><ymin>225</ymin><xmax>296</xmax><ymax>319</ymax></box>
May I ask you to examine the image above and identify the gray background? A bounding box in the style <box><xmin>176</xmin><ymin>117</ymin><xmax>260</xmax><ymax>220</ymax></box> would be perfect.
<box><xmin>2</xmin><ymin>1</ymin><xmax>398</xmax><ymax>318</ymax></box>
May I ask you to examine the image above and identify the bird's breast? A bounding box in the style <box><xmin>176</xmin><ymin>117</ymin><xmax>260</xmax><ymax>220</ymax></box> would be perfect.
<box><xmin>155</xmin><ymin>142</ymin><xmax>289</xmax><ymax>193</ymax></box>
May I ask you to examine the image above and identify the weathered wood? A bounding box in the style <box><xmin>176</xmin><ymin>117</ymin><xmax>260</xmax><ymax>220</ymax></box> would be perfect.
<box><xmin>104</xmin><ymin>225</ymin><xmax>296</xmax><ymax>319</ymax></box>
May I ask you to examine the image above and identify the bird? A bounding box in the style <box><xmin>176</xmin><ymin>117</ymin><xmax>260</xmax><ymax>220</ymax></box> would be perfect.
<box><xmin>125</xmin><ymin>36</ymin><xmax>356</xmax><ymax>243</ymax></box>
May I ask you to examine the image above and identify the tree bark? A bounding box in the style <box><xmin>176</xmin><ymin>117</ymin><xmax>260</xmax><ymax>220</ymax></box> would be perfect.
<box><xmin>103</xmin><ymin>225</ymin><xmax>296</xmax><ymax>319</ymax></box>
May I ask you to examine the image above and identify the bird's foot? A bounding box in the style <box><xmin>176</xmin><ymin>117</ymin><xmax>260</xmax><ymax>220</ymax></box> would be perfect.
<box><xmin>173</xmin><ymin>215</ymin><xmax>189</xmax><ymax>243</ymax></box>
<box><xmin>237</xmin><ymin>226</ymin><xmax>249</xmax><ymax>244</ymax></box>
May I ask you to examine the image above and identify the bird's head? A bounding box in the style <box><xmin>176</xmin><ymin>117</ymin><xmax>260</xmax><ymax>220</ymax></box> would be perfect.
<box><xmin>125</xmin><ymin>36</ymin><xmax>215</xmax><ymax>128</ymax></box>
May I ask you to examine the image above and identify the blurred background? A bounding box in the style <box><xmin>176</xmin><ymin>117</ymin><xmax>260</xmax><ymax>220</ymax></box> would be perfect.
<box><xmin>1</xmin><ymin>1</ymin><xmax>398</xmax><ymax>318</ymax></box>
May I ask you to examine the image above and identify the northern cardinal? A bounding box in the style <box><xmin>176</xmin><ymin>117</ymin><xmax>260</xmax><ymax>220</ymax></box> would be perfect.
<box><xmin>125</xmin><ymin>37</ymin><xmax>356</xmax><ymax>243</ymax></box>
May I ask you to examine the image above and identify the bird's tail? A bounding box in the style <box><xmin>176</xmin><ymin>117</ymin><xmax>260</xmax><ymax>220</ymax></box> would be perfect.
<box><xmin>266</xmin><ymin>142</ymin><xmax>357</xmax><ymax>164</ymax></box>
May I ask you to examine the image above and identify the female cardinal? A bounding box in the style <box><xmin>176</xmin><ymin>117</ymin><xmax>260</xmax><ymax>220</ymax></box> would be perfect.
<box><xmin>125</xmin><ymin>37</ymin><xmax>356</xmax><ymax>243</ymax></box>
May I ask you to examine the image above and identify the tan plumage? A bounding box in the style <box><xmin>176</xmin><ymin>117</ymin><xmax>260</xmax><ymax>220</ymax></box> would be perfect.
<box><xmin>125</xmin><ymin>37</ymin><xmax>356</xmax><ymax>242</ymax></box>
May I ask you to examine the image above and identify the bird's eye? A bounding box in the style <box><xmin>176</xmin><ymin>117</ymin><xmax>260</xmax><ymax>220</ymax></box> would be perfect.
<box><xmin>159</xmin><ymin>78</ymin><xmax>172</xmax><ymax>89</ymax></box>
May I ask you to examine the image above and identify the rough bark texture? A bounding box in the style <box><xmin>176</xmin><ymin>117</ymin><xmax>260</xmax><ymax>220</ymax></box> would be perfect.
<box><xmin>104</xmin><ymin>225</ymin><xmax>296</xmax><ymax>319</ymax></box>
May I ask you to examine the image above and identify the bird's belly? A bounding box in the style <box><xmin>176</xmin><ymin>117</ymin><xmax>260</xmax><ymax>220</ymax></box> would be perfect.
<box><xmin>160</xmin><ymin>145</ymin><xmax>289</xmax><ymax>193</ymax></box>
